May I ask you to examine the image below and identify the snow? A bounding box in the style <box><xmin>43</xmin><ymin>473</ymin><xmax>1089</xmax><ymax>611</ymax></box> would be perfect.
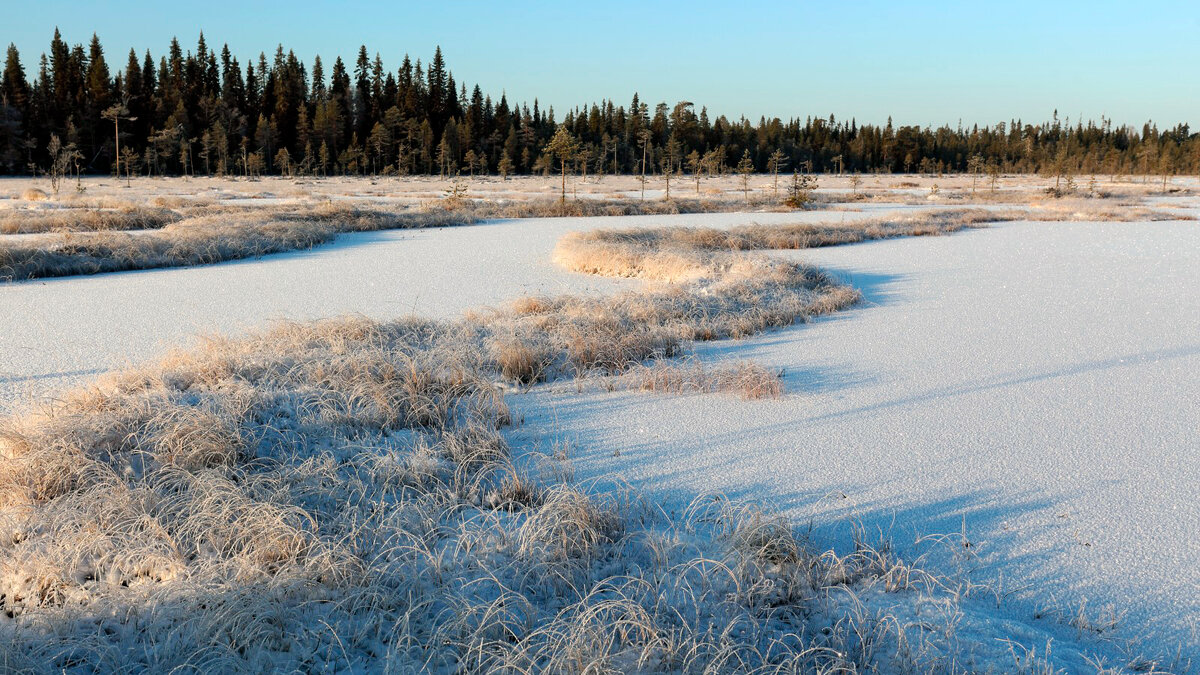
<box><xmin>515</xmin><ymin>217</ymin><xmax>1200</xmax><ymax>657</ymax></box>
<box><xmin>0</xmin><ymin>210</ymin><xmax>866</xmax><ymax>408</ymax></box>
<box><xmin>1</xmin><ymin>197</ymin><xmax>1197</xmax><ymax>660</ymax></box>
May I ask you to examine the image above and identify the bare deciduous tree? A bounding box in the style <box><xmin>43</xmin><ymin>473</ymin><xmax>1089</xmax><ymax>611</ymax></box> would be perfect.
<box><xmin>46</xmin><ymin>134</ymin><xmax>80</xmax><ymax>194</ymax></box>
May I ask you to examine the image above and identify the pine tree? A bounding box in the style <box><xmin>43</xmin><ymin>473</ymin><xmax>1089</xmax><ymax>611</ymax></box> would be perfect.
<box><xmin>101</xmin><ymin>103</ymin><xmax>135</xmax><ymax>180</ymax></box>
<box><xmin>683</xmin><ymin>150</ymin><xmax>703</xmax><ymax>194</ymax></box>
<box><xmin>545</xmin><ymin>126</ymin><xmax>578</xmax><ymax>202</ymax></box>
<box><xmin>0</xmin><ymin>45</ymin><xmax>29</xmax><ymax>171</ymax></box>
<box><xmin>463</xmin><ymin>148</ymin><xmax>478</xmax><ymax>177</ymax></box>
<box><xmin>353</xmin><ymin>45</ymin><xmax>371</xmax><ymax>140</ymax></box>
<box><xmin>661</xmin><ymin>136</ymin><xmax>680</xmax><ymax>200</ymax></box>
<box><xmin>766</xmin><ymin>148</ymin><xmax>788</xmax><ymax>199</ymax></box>
<box><xmin>736</xmin><ymin>150</ymin><xmax>754</xmax><ymax>202</ymax></box>
<box><xmin>967</xmin><ymin>153</ymin><xmax>984</xmax><ymax>194</ymax></box>
<box><xmin>637</xmin><ymin>128</ymin><xmax>651</xmax><ymax>200</ymax></box>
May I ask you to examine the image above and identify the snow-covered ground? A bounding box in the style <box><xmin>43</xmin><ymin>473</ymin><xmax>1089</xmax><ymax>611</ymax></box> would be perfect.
<box><xmin>517</xmin><ymin>216</ymin><xmax>1200</xmax><ymax>657</ymax></box>
<box><xmin>1</xmin><ymin>199</ymin><xmax>1197</xmax><ymax>661</ymax></box>
<box><xmin>1</xmin><ymin>173</ymin><xmax>1192</xmax><ymax>209</ymax></box>
<box><xmin>0</xmin><ymin>209</ymin><xmax>883</xmax><ymax>408</ymax></box>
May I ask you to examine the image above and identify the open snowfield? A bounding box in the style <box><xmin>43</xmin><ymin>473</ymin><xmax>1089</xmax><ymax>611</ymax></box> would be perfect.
<box><xmin>519</xmin><ymin>216</ymin><xmax>1200</xmax><ymax>655</ymax></box>
<box><xmin>1</xmin><ymin>176</ymin><xmax>1197</xmax><ymax>667</ymax></box>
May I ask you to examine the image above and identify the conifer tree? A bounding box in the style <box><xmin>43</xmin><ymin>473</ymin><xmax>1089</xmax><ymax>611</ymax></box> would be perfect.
<box><xmin>967</xmin><ymin>154</ymin><xmax>984</xmax><ymax>194</ymax></box>
<box><xmin>686</xmin><ymin>150</ymin><xmax>702</xmax><ymax>194</ymax></box>
<box><xmin>497</xmin><ymin>148</ymin><xmax>513</xmax><ymax>180</ymax></box>
<box><xmin>463</xmin><ymin>148</ymin><xmax>477</xmax><ymax>177</ymax></box>
<box><xmin>736</xmin><ymin>150</ymin><xmax>754</xmax><ymax>202</ymax></box>
<box><xmin>767</xmin><ymin>148</ymin><xmax>788</xmax><ymax>199</ymax></box>
<box><xmin>101</xmin><ymin>102</ymin><xmax>135</xmax><ymax>180</ymax></box>
<box><xmin>0</xmin><ymin>30</ymin><xmax>1196</xmax><ymax>180</ymax></box>
<box><xmin>2</xmin><ymin>45</ymin><xmax>30</xmax><ymax>110</ymax></box>
<box><xmin>544</xmin><ymin>125</ymin><xmax>577</xmax><ymax>202</ymax></box>
<box><xmin>637</xmin><ymin>128</ymin><xmax>651</xmax><ymax>201</ymax></box>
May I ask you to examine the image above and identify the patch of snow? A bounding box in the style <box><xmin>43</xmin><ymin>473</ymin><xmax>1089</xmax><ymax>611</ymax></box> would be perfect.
<box><xmin>513</xmin><ymin>217</ymin><xmax>1200</xmax><ymax>658</ymax></box>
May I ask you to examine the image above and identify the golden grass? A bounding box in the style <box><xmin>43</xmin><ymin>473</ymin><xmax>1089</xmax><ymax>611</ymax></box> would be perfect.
<box><xmin>0</xmin><ymin>205</ymin><xmax>180</xmax><ymax>235</ymax></box>
<box><xmin>553</xmin><ymin>209</ymin><xmax>1000</xmax><ymax>285</ymax></box>
<box><xmin>0</xmin><ymin>203</ymin><xmax>473</xmax><ymax>279</ymax></box>
<box><xmin>623</xmin><ymin>359</ymin><xmax>784</xmax><ymax>399</ymax></box>
<box><xmin>3</xmin><ymin>186</ymin><xmax>1186</xmax><ymax>281</ymax></box>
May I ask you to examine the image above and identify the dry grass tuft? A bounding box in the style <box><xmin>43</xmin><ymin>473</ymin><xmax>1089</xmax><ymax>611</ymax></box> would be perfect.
<box><xmin>0</xmin><ymin>205</ymin><xmax>180</xmax><ymax>235</ymax></box>
<box><xmin>517</xmin><ymin>485</ymin><xmax>623</xmax><ymax>560</ymax></box>
<box><xmin>148</xmin><ymin>195</ymin><xmax>214</xmax><ymax>208</ymax></box>
<box><xmin>492</xmin><ymin>338</ymin><xmax>553</xmax><ymax>384</ymax></box>
<box><xmin>20</xmin><ymin>188</ymin><xmax>48</xmax><ymax>202</ymax></box>
<box><xmin>554</xmin><ymin>209</ymin><xmax>1000</xmax><ymax>284</ymax></box>
<box><xmin>624</xmin><ymin>359</ymin><xmax>784</xmax><ymax>399</ymax></box>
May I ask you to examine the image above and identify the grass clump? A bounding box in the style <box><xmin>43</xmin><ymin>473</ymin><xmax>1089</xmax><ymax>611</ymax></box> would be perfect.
<box><xmin>0</xmin><ymin>205</ymin><xmax>180</xmax><ymax>235</ymax></box>
<box><xmin>622</xmin><ymin>359</ymin><xmax>784</xmax><ymax>399</ymax></box>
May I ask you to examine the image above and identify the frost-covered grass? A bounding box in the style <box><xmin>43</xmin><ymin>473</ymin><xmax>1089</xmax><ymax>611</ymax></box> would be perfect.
<box><xmin>553</xmin><ymin>209</ymin><xmax>1004</xmax><ymax>285</ymax></box>
<box><xmin>552</xmin><ymin>206</ymin><xmax>1190</xmax><ymax>286</ymax></box>
<box><xmin>0</xmin><ymin>205</ymin><xmax>180</xmax><ymax>235</ymax></box>
<box><xmin>0</xmin><ymin>203</ymin><xmax>466</xmax><ymax>280</ymax></box>
<box><xmin>0</xmin><ymin>198</ymin><xmax>765</xmax><ymax>281</ymax></box>
<box><xmin>620</xmin><ymin>358</ymin><xmax>785</xmax><ymax>399</ymax></box>
<box><xmin>0</xmin><ymin>211</ymin><xmax>1167</xmax><ymax>672</ymax></box>
<box><xmin>4</xmin><ymin>175</ymin><xmax>1189</xmax><ymax>281</ymax></box>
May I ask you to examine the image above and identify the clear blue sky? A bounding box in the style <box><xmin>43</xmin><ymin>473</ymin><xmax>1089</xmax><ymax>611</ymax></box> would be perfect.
<box><xmin>5</xmin><ymin>0</ymin><xmax>1198</xmax><ymax>128</ymax></box>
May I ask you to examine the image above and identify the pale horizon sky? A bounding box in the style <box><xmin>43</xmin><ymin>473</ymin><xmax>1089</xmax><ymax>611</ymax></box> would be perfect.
<box><xmin>5</xmin><ymin>0</ymin><xmax>1199</xmax><ymax>129</ymax></box>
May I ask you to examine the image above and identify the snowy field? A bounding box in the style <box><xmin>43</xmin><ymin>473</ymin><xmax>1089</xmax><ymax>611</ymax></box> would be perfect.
<box><xmin>519</xmin><ymin>216</ymin><xmax>1200</xmax><ymax>656</ymax></box>
<box><xmin>3</xmin><ymin>172</ymin><xmax>1190</xmax><ymax>209</ymax></box>
<box><xmin>1</xmin><ymin>178</ymin><xmax>1197</xmax><ymax>664</ymax></box>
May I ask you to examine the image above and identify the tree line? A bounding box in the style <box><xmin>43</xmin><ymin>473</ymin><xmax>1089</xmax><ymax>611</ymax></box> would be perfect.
<box><xmin>2</xmin><ymin>30</ymin><xmax>1198</xmax><ymax>182</ymax></box>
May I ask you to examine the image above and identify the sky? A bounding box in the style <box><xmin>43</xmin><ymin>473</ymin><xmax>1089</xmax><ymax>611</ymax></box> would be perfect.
<box><xmin>5</xmin><ymin>0</ymin><xmax>1199</xmax><ymax>128</ymax></box>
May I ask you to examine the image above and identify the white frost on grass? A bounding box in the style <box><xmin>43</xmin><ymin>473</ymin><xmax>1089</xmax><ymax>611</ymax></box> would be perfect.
<box><xmin>0</xmin><ymin>210</ymin><xmax>877</xmax><ymax>408</ymax></box>
<box><xmin>0</xmin><ymin>194</ymin><xmax>1196</xmax><ymax>666</ymax></box>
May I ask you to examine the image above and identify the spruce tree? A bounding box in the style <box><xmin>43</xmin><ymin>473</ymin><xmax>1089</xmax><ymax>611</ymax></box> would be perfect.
<box><xmin>497</xmin><ymin>148</ymin><xmax>513</xmax><ymax>180</ymax></box>
<box><xmin>2</xmin><ymin>45</ymin><xmax>30</xmax><ymax>111</ymax></box>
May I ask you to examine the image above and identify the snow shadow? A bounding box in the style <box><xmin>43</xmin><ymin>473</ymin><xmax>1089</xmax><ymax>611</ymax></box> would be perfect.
<box><xmin>0</xmin><ymin>368</ymin><xmax>105</xmax><ymax>385</ymax></box>
<box><xmin>804</xmin><ymin>343</ymin><xmax>1200</xmax><ymax>425</ymax></box>
<box><xmin>818</xmin><ymin>267</ymin><xmax>907</xmax><ymax>306</ymax></box>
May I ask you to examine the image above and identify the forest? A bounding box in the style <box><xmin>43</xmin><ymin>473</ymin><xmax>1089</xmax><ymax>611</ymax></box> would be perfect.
<box><xmin>1</xmin><ymin>30</ymin><xmax>1197</xmax><ymax>180</ymax></box>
